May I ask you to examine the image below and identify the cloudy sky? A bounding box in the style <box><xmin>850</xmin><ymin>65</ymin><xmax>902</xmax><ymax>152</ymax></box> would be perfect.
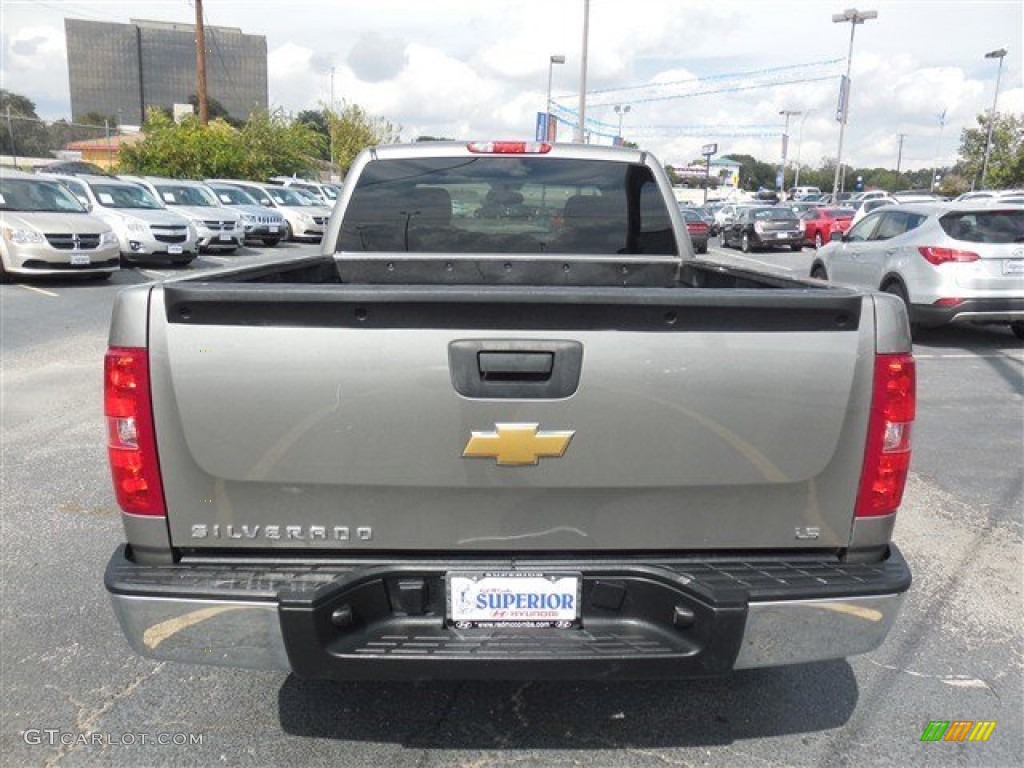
<box><xmin>2</xmin><ymin>0</ymin><xmax>1021</xmax><ymax>172</ymax></box>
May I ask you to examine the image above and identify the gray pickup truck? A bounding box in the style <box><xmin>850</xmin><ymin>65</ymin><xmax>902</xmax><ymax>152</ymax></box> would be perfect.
<box><xmin>104</xmin><ymin>141</ymin><xmax>914</xmax><ymax>681</ymax></box>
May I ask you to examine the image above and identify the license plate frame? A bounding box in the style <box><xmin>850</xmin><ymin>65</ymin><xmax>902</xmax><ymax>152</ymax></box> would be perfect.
<box><xmin>1003</xmin><ymin>259</ymin><xmax>1024</xmax><ymax>275</ymax></box>
<box><xmin>168</xmin><ymin>245</ymin><xmax>183</xmax><ymax>255</ymax></box>
<box><xmin>446</xmin><ymin>571</ymin><xmax>581</xmax><ymax>629</ymax></box>
<box><xmin>70</xmin><ymin>253</ymin><xmax>91</xmax><ymax>265</ymax></box>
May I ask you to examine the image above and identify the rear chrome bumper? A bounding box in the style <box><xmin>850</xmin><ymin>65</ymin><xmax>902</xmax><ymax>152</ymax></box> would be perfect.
<box><xmin>106</xmin><ymin>545</ymin><xmax>910</xmax><ymax>680</ymax></box>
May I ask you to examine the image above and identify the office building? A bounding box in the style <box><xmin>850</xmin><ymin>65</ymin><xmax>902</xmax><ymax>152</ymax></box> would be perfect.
<box><xmin>66</xmin><ymin>18</ymin><xmax>268</xmax><ymax>126</ymax></box>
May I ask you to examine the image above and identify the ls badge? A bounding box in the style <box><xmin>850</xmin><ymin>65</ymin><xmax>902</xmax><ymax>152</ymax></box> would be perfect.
<box><xmin>463</xmin><ymin>423</ymin><xmax>575</xmax><ymax>466</ymax></box>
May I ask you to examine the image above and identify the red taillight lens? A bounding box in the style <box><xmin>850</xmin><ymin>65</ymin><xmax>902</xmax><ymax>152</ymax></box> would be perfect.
<box><xmin>104</xmin><ymin>347</ymin><xmax>166</xmax><ymax>516</ymax></box>
<box><xmin>686</xmin><ymin>222</ymin><xmax>709</xmax><ymax>234</ymax></box>
<box><xmin>855</xmin><ymin>353</ymin><xmax>916</xmax><ymax>518</ymax></box>
<box><xmin>466</xmin><ymin>141</ymin><xmax>552</xmax><ymax>154</ymax></box>
<box><xmin>918</xmin><ymin>246</ymin><xmax>979</xmax><ymax>265</ymax></box>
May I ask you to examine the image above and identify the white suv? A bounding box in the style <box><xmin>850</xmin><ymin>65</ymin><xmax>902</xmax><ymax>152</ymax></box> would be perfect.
<box><xmin>811</xmin><ymin>202</ymin><xmax>1024</xmax><ymax>336</ymax></box>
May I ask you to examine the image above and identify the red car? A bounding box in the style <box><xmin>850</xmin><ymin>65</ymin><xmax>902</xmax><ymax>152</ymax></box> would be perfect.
<box><xmin>801</xmin><ymin>207</ymin><xmax>856</xmax><ymax>248</ymax></box>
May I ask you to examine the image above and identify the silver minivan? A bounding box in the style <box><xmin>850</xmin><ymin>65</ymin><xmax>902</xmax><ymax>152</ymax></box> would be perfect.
<box><xmin>0</xmin><ymin>170</ymin><xmax>120</xmax><ymax>280</ymax></box>
<box><xmin>811</xmin><ymin>203</ymin><xmax>1024</xmax><ymax>336</ymax></box>
<box><xmin>47</xmin><ymin>174</ymin><xmax>197</xmax><ymax>265</ymax></box>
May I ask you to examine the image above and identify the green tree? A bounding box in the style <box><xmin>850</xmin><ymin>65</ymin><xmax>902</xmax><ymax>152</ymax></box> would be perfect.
<box><xmin>957</xmin><ymin>113</ymin><xmax>1024</xmax><ymax>189</ymax></box>
<box><xmin>727</xmin><ymin>153</ymin><xmax>777</xmax><ymax>190</ymax></box>
<box><xmin>1</xmin><ymin>89</ymin><xmax>51</xmax><ymax>159</ymax></box>
<box><xmin>118</xmin><ymin>108</ymin><xmax>322</xmax><ymax>179</ymax></box>
<box><xmin>297</xmin><ymin>109</ymin><xmax>331</xmax><ymax>159</ymax></box>
<box><xmin>327</xmin><ymin>102</ymin><xmax>401</xmax><ymax>174</ymax></box>
<box><xmin>238</xmin><ymin>109</ymin><xmax>324</xmax><ymax>178</ymax></box>
<box><xmin>46</xmin><ymin>118</ymin><xmax>108</xmax><ymax>153</ymax></box>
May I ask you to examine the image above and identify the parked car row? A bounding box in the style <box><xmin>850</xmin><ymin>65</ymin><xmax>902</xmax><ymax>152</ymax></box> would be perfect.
<box><xmin>0</xmin><ymin>168</ymin><xmax>336</xmax><ymax>281</ymax></box>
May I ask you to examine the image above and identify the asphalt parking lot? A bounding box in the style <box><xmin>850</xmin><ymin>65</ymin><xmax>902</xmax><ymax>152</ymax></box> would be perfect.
<box><xmin>1</xmin><ymin>238</ymin><xmax>1021</xmax><ymax>767</ymax></box>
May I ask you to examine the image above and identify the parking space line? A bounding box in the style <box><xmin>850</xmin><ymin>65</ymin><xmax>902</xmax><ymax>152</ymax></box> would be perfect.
<box><xmin>18</xmin><ymin>284</ymin><xmax>59</xmax><ymax>297</ymax></box>
<box><xmin>138</xmin><ymin>269</ymin><xmax>168</xmax><ymax>279</ymax></box>
<box><xmin>704</xmin><ymin>250</ymin><xmax>800</xmax><ymax>274</ymax></box>
<box><xmin>202</xmin><ymin>255</ymin><xmax>229</xmax><ymax>263</ymax></box>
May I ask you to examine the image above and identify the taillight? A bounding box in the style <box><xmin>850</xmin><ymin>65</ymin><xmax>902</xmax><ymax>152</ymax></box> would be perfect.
<box><xmin>918</xmin><ymin>246</ymin><xmax>979</xmax><ymax>265</ymax></box>
<box><xmin>105</xmin><ymin>347</ymin><xmax>166</xmax><ymax>516</ymax></box>
<box><xmin>855</xmin><ymin>353</ymin><xmax>915</xmax><ymax>518</ymax></box>
<box><xmin>466</xmin><ymin>141</ymin><xmax>552</xmax><ymax>154</ymax></box>
<box><xmin>686</xmin><ymin>222</ymin><xmax>708</xmax><ymax>234</ymax></box>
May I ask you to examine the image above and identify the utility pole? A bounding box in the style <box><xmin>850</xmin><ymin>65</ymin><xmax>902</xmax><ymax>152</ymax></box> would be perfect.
<box><xmin>576</xmin><ymin>0</ymin><xmax>590</xmax><ymax>143</ymax></box>
<box><xmin>6</xmin><ymin>105</ymin><xmax>17</xmax><ymax>168</ymax></box>
<box><xmin>195</xmin><ymin>0</ymin><xmax>209</xmax><ymax>124</ymax></box>
<box><xmin>895</xmin><ymin>132</ymin><xmax>906</xmax><ymax>186</ymax></box>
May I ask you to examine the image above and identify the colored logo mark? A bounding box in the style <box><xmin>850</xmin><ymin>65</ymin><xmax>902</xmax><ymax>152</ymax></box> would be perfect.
<box><xmin>920</xmin><ymin>721</ymin><xmax>996</xmax><ymax>742</ymax></box>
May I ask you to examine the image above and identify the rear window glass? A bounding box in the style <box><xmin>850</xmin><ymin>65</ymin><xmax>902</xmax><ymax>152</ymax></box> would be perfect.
<box><xmin>750</xmin><ymin>207</ymin><xmax>797</xmax><ymax>221</ymax></box>
<box><xmin>939</xmin><ymin>210</ymin><xmax>1024</xmax><ymax>243</ymax></box>
<box><xmin>338</xmin><ymin>157</ymin><xmax>678</xmax><ymax>255</ymax></box>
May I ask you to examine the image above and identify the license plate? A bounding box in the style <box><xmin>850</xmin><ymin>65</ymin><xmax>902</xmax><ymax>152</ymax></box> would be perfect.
<box><xmin>218</xmin><ymin>233</ymin><xmax>231</xmax><ymax>241</ymax></box>
<box><xmin>447</xmin><ymin>572</ymin><xmax>581</xmax><ymax>629</ymax></box>
<box><xmin>269</xmin><ymin>226</ymin><xmax>279</xmax><ymax>233</ymax></box>
<box><xmin>168</xmin><ymin>245</ymin><xmax>183</xmax><ymax>254</ymax></box>
<box><xmin>777</xmin><ymin>232</ymin><xmax>788</xmax><ymax>239</ymax></box>
<box><xmin>1003</xmin><ymin>259</ymin><xmax>1024</xmax><ymax>275</ymax></box>
<box><xmin>70</xmin><ymin>253</ymin><xmax>90</xmax><ymax>265</ymax></box>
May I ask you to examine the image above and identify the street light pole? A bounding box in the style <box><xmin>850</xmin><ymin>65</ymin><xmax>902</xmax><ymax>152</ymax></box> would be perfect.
<box><xmin>794</xmin><ymin>109</ymin><xmax>815</xmax><ymax>187</ymax></box>
<box><xmin>831</xmin><ymin>8</ymin><xmax>877</xmax><ymax>203</ymax></box>
<box><xmin>896</xmin><ymin>132</ymin><xmax>906</xmax><ymax>182</ymax></box>
<box><xmin>577</xmin><ymin>0</ymin><xmax>590</xmax><ymax>143</ymax></box>
<box><xmin>329</xmin><ymin>66</ymin><xmax>335</xmax><ymax>181</ymax></box>
<box><xmin>980</xmin><ymin>47</ymin><xmax>1007</xmax><ymax>189</ymax></box>
<box><xmin>614</xmin><ymin>104</ymin><xmax>631</xmax><ymax>144</ymax></box>
<box><xmin>779</xmin><ymin>109</ymin><xmax>801</xmax><ymax>193</ymax></box>
<box><xmin>547</xmin><ymin>54</ymin><xmax>565</xmax><ymax>141</ymax></box>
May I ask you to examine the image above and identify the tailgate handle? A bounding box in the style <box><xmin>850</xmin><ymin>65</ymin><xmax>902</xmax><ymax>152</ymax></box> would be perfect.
<box><xmin>478</xmin><ymin>352</ymin><xmax>554</xmax><ymax>381</ymax></box>
<box><xmin>449</xmin><ymin>340</ymin><xmax>583</xmax><ymax>399</ymax></box>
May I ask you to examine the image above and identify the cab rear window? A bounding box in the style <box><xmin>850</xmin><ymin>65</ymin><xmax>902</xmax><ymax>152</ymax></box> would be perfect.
<box><xmin>337</xmin><ymin>157</ymin><xmax>678</xmax><ymax>256</ymax></box>
<box><xmin>939</xmin><ymin>210</ymin><xmax>1024</xmax><ymax>243</ymax></box>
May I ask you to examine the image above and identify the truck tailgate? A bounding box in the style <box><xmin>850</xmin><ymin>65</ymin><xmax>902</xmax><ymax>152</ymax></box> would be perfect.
<box><xmin>150</xmin><ymin>284</ymin><xmax>873</xmax><ymax>552</ymax></box>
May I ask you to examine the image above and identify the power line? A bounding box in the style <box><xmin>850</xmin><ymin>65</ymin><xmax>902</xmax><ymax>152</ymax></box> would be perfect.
<box><xmin>579</xmin><ymin>58</ymin><xmax>844</xmax><ymax>99</ymax></box>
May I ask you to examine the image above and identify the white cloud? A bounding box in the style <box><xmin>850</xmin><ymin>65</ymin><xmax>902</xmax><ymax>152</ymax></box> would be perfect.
<box><xmin>2</xmin><ymin>25</ymin><xmax>69</xmax><ymax>114</ymax></box>
<box><xmin>1</xmin><ymin>1</ymin><xmax>1020</xmax><ymax>173</ymax></box>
